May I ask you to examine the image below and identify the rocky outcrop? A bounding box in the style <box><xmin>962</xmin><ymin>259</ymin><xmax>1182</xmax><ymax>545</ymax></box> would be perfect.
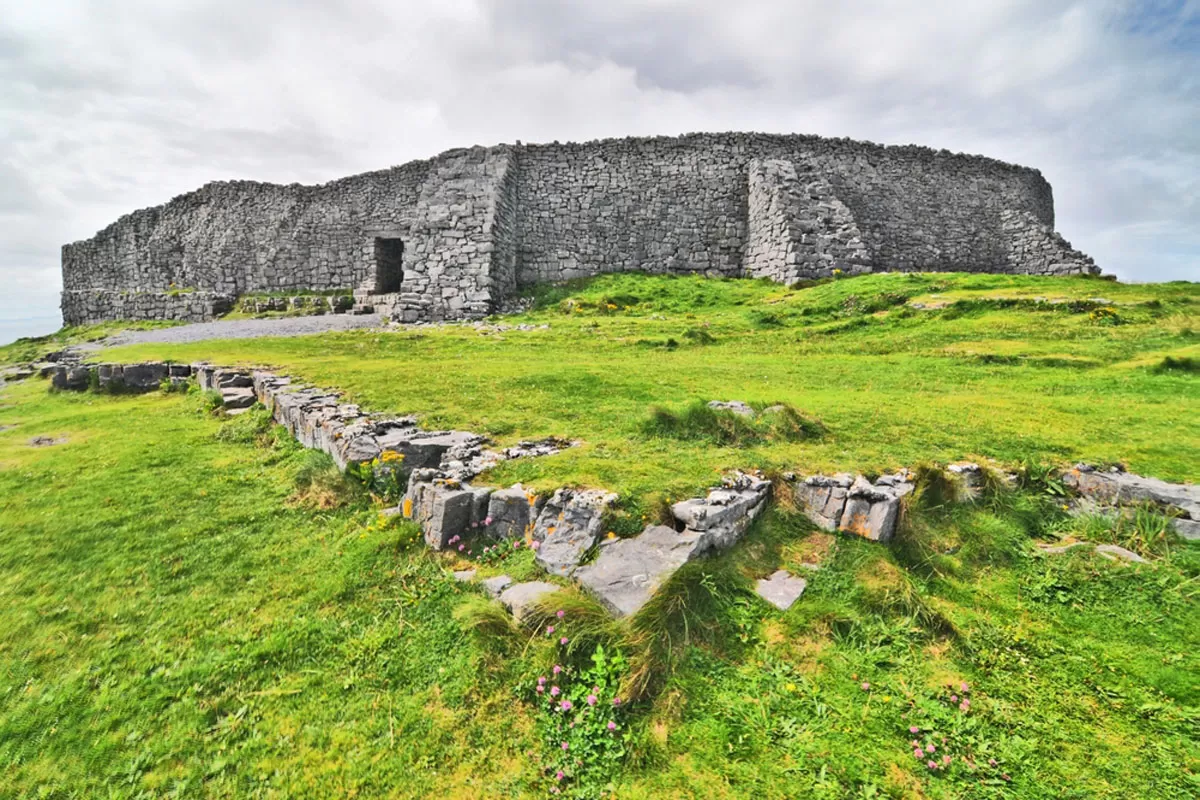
<box><xmin>1064</xmin><ymin>464</ymin><xmax>1199</xmax><ymax>541</ymax></box>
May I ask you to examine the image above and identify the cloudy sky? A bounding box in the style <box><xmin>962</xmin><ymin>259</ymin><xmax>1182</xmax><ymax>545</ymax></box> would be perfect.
<box><xmin>1</xmin><ymin>0</ymin><xmax>1197</xmax><ymax>340</ymax></box>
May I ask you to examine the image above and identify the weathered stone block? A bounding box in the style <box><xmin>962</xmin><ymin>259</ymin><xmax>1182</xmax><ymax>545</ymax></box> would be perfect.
<box><xmin>487</xmin><ymin>485</ymin><xmax>538</xmax><ymax>540</ymax></box>
<box><xmin>533</xmin><ymin>488</ymin><xmax>617</xmax><ymax>577</ymax></box>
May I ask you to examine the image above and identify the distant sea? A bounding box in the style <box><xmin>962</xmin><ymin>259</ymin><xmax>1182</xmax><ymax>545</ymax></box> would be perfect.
<box><xmin>0</xmin><ymin>315</ymin><xmax>61</xmax><ymax>345</ymax></box>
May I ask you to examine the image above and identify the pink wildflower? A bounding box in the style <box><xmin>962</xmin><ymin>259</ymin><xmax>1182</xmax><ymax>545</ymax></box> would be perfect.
<box><xmin>861</xmin><ymin>682</ymin><xmax>870</xmax><ymax>691</ymax></box>
<box><xmin>531</xmin><ymin>541</ymin><xmax>540</xmax><ymax>550</ymax></box>
<box><xmin>561</xmin><ymin>741</ymin><xmax>569</xmax><ymax>750</ymax></box>
<box><xmin>560</xmin><ymin>636</ymin><xmax>569</xmax><ymax>645</ymax></box>
<box><xmin>457</xmin><ymin>544</ymin><xmax>465</xmax><ymax>552</ymax></box>
<box><xmin>560</xmin><ymin>700</ymin><xmax>572</xmax><ymax>711</ymax></box>
<box><xmin>959</xmin><ymin>701</ymin><xmax>969</xmax><ymax>712</ymax></box>
<box><xmin>550</xmin><ymin>686</ymin><xmax>560</xmax><ymax>697</ymax></box>
<box><xmin>556</xmin><ymin>609</ymin><xmax>565</xmax><ymax>619</ymax></box>
<box><xmin>553</xmin><ymin>664</ymin><xmax>562</xmax><ymax>675</ymax></box>
<box><xmin>909</xmin><ymin>726</ymin><xmax>919</xmax><ymax>734</ymax></box>
<box><xmin>613</xmin><ymin>697</ymin><xmax>621</xmax><ymax>706</ymax></box>
<box><xmin>536</xmin><ymin>686</ymin><xmax>544</xmax><ymax>694</ymax></box>
<box><xmin>484</xmin><ymin>516</ymin><xmax>493</xmax><ymax>526</ymax></box>
<box><xmin>942</xmin><ymin>755</ymin><xmax>951</xmax><ymax>766</ymax></box>
<box><xmin>587</xmin><ymin>694</ymin><xmax>598</xmax><ymax>706</ymax></box>
<box><xmin>555</xmin><ymin>770</ymin><xmax>564</xmax><ymax>781</ymax></box>
<box><xmin>927</xmin><ymin>761</ymin><xmax>938</xmax><ymax>770</ymax></box>
<box><xmin>538</xmin><ymin>676</ymin><xmax>546</xmax><ymax>685</ymax></box>
<box><xmin>927</xmin><ymin>743</ymin><xmax>936</xmax><ymax>753</ymax></box>
<box><xmin>546</xmin><ymin>625</ymin><xmax>555</xmax><ymax>635</ymax></box>
<box><xmin>607</xmin><ymin>721</ymin><xmax>617</xmax><ymax>731</ymax></box>
<box><xmin>961</xmin><ymin>682</ymin><xmax>969</xmax><ymax>692</ymax></box>
<box><xmin>950</xmin><ymin>694</ymin><xmax>958</xmax><ymax>703</ymax></box>
<box><xmin>914</xmin><ymin>750</ymin><xmax>924</xmax><ymax>760</ymax></box>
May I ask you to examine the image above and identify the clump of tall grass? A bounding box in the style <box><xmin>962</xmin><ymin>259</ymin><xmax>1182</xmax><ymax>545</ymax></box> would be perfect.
<box><xmin>290</xmin><ymin>450</ymin><xmax>361</xmax><ymax>509</ymax></box>
<box><xmin>642</xmin><ymin>400</ymin><xmax>825</xmax><ymax>447</ymax></box>
<box><xmin>622</xmin><ymin>560</ymin><xmax>756</xmax><ymax>701</ymax></box>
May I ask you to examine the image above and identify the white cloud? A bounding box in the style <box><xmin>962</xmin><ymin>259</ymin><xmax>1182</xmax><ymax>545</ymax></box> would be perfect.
<box><xmin>0</xmin><ymin>0</ymin><xmax>1196</xmax><ymax>338</ymax></box>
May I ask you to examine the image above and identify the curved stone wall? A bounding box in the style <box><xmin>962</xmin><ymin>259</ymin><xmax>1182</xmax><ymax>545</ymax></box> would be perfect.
<box><xmin>60</xmin><ymin>132</ymin><xmax>1097</xmax><ymax>325</ymax></box>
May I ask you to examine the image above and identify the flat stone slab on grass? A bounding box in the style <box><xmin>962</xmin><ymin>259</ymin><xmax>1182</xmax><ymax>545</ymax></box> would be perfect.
<box><xmin>754</xmin><ymin>569</ymin><xmax>808</xmax><ymax>611</ymax></box>
<box><xmin>574</xmin><ymin>525</ymin><xmax>707</xmax><ymax>618</ymax></box>
<box><xmin>453</xmin><ymin>569</ymin><xmax>477</xmax><ymax>583</ymax></box>
<box><xmin>1037</xmin><ymin>541</ymin><xmax>1093</xmax><ymax>555</ymax></box>
<box><xmin>1095</xmin><ymin>544</ymin><xmax>1148</xmax><ymax>564</ymax></box>
<box><xmin>482</xmin><ymin>575</ymin><xmax>513</xmax><ymax>598</ymax></box>
<box><xmin>499</xmin><ymin>581</ymin><xmax>559</xmax><ymax>622</ymax></box>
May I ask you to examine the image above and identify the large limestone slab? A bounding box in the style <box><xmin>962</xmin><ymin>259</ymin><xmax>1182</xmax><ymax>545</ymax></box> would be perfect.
<box><xmin>574</xmin><ymin>526</ymin><xmax>707</xmax><ymax>618</ymax></box>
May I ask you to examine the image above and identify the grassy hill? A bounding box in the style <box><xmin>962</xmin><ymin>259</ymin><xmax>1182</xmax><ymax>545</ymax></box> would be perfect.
<box><xmin>0</xmin><ymin>272</ymin><xmax>1197</xmax><ymax>798</ymax></box>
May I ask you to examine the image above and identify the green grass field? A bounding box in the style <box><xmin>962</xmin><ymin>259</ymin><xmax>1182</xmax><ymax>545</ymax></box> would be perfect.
<box><xmin>1</xmin><ymin>272</ymin><xmax>1198</xmax><ymax>798</ymax></box>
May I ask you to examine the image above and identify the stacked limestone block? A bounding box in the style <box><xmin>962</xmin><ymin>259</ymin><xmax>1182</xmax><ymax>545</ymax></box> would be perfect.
<box><xmin>744</xmin><ymin>158</ymin><xmax>872</xmax><ymax>282</ymax></box>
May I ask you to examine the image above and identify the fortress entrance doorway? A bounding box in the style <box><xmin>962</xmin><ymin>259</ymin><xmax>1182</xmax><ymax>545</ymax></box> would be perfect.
<box><xmin>374</xmin><ymin>237</ymin><xmax>404</xmax><ymax>293</ymax></box>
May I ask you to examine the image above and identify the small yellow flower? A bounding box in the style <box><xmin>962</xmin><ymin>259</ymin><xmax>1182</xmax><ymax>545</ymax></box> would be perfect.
<box><xmin>785</xmin><ymin>682</ymin><xmax>796</xmax><ymax>692</ymax></box>
<box><xmin>402</xmin><ymin>498</ymin><xmax>413</xmax><ymax>518</ymax></box>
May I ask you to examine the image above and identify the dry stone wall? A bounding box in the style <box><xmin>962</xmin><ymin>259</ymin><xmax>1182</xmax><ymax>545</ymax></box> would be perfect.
<box><xmin>62</xmin><ymin>132</ymin><xmax>1097</xmax><ymax>325</ymax></box>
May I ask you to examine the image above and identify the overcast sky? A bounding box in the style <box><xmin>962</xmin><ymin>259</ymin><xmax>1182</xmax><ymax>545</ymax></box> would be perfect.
<box><xmin>1</xmin><ymin>0</ymin><xmax>1197</xmax><ymax>341</ymax></box>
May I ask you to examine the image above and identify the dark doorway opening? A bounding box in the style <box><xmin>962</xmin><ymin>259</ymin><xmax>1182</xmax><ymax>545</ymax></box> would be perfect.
<box><xmin>374</xmin><ymin>238</ymin><xmax>404</xmax><ymax>293</ymax></box>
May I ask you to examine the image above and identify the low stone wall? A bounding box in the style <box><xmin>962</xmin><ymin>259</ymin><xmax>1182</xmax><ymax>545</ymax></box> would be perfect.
<box><xmin>61</xmin><ymin>290</ymin><xmax>234</xmax><ymax>325</ymax></box>
<box><xmin>40</xmin><ymin>366</ymin><xmax>1196</xmax><ymax>622</ymax></box>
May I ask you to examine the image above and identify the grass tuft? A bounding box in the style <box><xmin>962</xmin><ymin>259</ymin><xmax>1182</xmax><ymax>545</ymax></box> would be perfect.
<box><xmin>642</xmin><ymin>400</ymin><xmax>824</xmax><ymax>447</ymax></box>
<box><xmin>290</xmin><ymin>450</ymin><xmax>361</xmax><ymax>509</ymax></box>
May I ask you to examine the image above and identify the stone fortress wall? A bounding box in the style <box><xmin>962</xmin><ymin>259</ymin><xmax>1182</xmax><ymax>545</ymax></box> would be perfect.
<box><xmin>60</xmin><ymin>132</ymin><xmax>1097</xmax><ymax>325</ymax></box>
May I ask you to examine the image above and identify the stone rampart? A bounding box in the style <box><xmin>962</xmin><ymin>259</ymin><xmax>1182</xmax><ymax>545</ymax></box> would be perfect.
<box><xmin>61</xmin><ymin>132</ymin><xmax>1097</xmax><ymax>325</ymax></box>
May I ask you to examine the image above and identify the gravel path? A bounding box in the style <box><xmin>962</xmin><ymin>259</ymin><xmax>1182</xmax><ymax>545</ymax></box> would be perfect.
<box><xmin>96</xmin><ymin>314</ymin><xmax>384</xmax><ymax>347</ymax></box>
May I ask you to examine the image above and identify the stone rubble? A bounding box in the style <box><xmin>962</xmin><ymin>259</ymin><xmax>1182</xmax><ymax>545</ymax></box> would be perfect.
<box><xmin>37</xmin><ymin>362</ymin><xmax>1197</xmax><ymax>623</ymax></box>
